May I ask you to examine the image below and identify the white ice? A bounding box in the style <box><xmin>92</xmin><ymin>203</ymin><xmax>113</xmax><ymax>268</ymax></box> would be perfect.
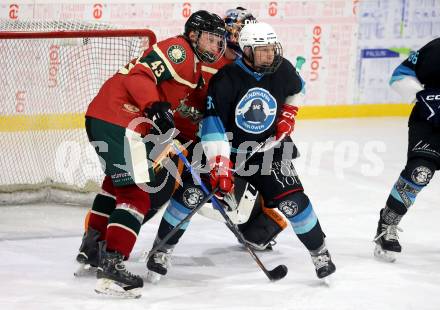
<box><xmin>1</xmin><ymin>118</ymin><xmax>439</xmax><ymax>310</ymax></box>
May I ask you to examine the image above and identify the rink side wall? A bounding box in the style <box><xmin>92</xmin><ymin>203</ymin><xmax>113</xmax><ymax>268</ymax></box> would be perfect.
<box><xmin>1</xmin><ymin>0</ymin><xmax>438</xmax><ymax>122</ymax></box>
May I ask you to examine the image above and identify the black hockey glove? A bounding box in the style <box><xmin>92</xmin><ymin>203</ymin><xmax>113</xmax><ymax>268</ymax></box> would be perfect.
<box><xmin>146</xmin><ymin>101</ymin><xmax>175</xmax><ymax>134</ymax></box>
<box><xmin>416</xmin><ymin>89</ymin><xmax>440</xmax><ymax>127</ymax></box>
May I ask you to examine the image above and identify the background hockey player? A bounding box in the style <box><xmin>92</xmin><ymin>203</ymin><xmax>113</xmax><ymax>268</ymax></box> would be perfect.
<box><xmin>147</xmin><ymin>22</ymin><xmax>336</xmax><ymax>282</ymax></box>
<box><xmin>374</xmin><ymin>38</ymin><xmax>440</xmax><ymax>262</ymax></box>
<box><xmin>76</xmin><ymin>10</ymin><xmax>226</xmax><ymax>298</ymax></box>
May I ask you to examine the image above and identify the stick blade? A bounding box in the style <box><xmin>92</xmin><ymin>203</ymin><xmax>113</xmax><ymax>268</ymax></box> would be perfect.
<box><xmin>268</xmin><ymin>264</ymin><xmax>288</xmax><ymax>281</ymax></box>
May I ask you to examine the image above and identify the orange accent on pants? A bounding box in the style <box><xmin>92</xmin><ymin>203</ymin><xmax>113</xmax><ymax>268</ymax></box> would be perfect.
<box><xmin>84</xmin><ymin>209</ymin><xmax>91</xmax><ymax>231</ymax></box>
<box><xmin>261</xmin><ymin>198</ymin><xmax>288</xmax><ymax>230</ymax></box>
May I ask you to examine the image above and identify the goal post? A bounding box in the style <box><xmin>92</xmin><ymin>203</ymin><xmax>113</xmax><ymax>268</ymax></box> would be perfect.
<box><xmin>0</xmin><ymin>20</ymin><xmax>156</xmax><ymax>205</ymax></box>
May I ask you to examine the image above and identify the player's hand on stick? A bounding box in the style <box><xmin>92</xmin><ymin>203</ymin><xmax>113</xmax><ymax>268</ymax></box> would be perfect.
<box><xmin>209</xmin><ymin>155</ymin><xmax>234</xmax><ymax>197</ymax></box>
<box><xmin>146</xmin><ymin>101</ymin><xmax>175</xmax><ymax>135</ymax></box>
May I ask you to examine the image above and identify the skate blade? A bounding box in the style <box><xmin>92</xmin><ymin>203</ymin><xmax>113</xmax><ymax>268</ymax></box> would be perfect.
<box><xmin>138</xmin><ymin>250</ymin><xmax>148</xmax><ymax>263</ymax></box>
<box><xmin>322</xmin><ymin>275</ymin><xmax>332</xmax><ymax>287</ymax></box>
<box><xmin>74</xmin><ymin>264</ymin><xmax>97</xmax><ymax>277</ymax></box>
<box><xmin>95</xmin><ymin>278</ymin><xmax>142</xmax><ymax>299</ymax></box>
<box><xmin>146</xmin><ymin>270</ymin><xmax>163</xmax><ymax>284</ymax></box>
<box><xmin>374</xmin><ymin>244</ymin><xmax>396</xmax><ymax>263</ymax></box>
<box><xmin>244</xmin><ymin>241</ymin><xmax>273</xmax><ymax>252</ymax></box>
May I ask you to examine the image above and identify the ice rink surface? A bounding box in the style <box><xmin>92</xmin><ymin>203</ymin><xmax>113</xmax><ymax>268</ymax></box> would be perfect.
<box><xmin>1</xmin><ymin>118</ymin><xmax>439</xmax><ymax>310</ymax></box>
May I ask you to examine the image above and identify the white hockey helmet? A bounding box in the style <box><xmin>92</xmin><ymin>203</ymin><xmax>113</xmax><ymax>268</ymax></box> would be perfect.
<box><xmin>238</xmin><ymin>22</ymin><xmax>283</xmax><ymax>74</ymax></box>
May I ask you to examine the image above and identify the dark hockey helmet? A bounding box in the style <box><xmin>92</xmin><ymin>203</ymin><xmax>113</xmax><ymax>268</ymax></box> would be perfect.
<box><xmin>184</xmin><ymin>10</ymin><xmax>226</xmax><ymax>63</ymax></box>
<box><xmin>224</xmin><ymin>7</ymin><xmax>257</xmax><ymax>53</ymax></box>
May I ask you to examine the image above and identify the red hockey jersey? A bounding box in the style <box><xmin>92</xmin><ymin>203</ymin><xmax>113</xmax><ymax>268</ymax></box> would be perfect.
<box><xmin>86</xmin><ymin>36</ymin><xmax>202</xmax><ymax>135</ymax></box>
<box><xmin>174</xmin><ymin>55</ymin><xmax>232</xmax><ymax>141</ymax></box>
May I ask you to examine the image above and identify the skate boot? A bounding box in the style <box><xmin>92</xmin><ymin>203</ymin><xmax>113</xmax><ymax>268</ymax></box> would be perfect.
<box><xmin>310</xmin><ymin>245</ymin><xmax>336</xmax><ymax>279</ymax></box>
<box><xmin>374</xmin><ymin>209</ymin><xmax>403</xmax><ymax>263</ymax></box>
<box><xmin>146</xmin><ymin>248</ymin><xmax>173</xmax><ymax>284</ymax></box>
<box><xmin>95</xmin><ymin>248</ymin><xmax>143</xmax><ymax>298</ymax></box>
<box><xmin>74</xmin><ymin>228</ymin><xmax>100</xmax><ymax>276</ymax></box>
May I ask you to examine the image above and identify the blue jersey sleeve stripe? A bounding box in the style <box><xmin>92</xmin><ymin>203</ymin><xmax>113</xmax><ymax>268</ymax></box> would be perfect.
<box><xmin>202</xmin><ymin>132</ymin><xmax>228</xmax><ymax>142</ymax></box>
<box><xmin>389</xmin><ymin>64</ymin><xmax>416</xmax><ymax>85</ymax></box>
<box><xmin>201</xmin><ymin>116</ymin><xmax>227</xmax><ymax>140</ymax></box>
<box><xmin>300</xmin><ymin>76</ymin><xmax>306</xmax><ymax>94</ymax></box>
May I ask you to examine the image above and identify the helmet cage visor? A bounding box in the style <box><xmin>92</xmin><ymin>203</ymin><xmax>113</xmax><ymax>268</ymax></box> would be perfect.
<box><xmin>194</xmin><ymin>30</ymin><xmax>226</xmax><ymax>63</ymax></box>
<box><xmin>244</xmin><ymin>42</ymin><xmax>283</xmax><ymax>74</ymax></box>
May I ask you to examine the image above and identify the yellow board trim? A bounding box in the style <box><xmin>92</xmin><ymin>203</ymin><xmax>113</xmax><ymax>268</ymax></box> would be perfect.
<box><xmin>298</xmin><ymin>103</ymin><xmax>413</xmax><ymax>119</ymax></box>
<box><xmin>0</xmin><ymin>113</ymin><xmax>85</xmax><ymax>132</ymax></box>
<box><xmin>0</xmin><ymin>104</ymin><xmax>413</xmax><ymax>132</ymax></box>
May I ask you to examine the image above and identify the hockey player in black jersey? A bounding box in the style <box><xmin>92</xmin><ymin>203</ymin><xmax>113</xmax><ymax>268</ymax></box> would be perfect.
<box><xmin>144</xmin><ymin>10</ymin><xmax>289</xmax><ymax>283</ymax></box>
<box><xmin>374</xmin><ymin>38</ymin><xmax>440</xmax><ymax>262</ymax></box>
<box><xmin>201</xmin><ymin>22</ymin><xmax>336</xmax><ymax>280</ymax></box>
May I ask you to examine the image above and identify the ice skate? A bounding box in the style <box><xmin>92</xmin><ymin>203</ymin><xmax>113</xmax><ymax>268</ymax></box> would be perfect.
<box><xmin>74</xmin><ymin>228</ymin><xmax>100</xmax><ymax>277</ymax></box>
<box><xmin>374</xmin><ymin>213</ymin><xmax>403</xmax><ymax>263</ymax></box>
<box><xmin>374</xmin><ymin>219</ymin><xmax>402</xmax><ymax>263</ymax></box>
<box><xmin>95</xmin><ymin>250</ymin><xmax>143</xmax><ymax>298</ymax></box>
<box><xmin>146</xmin><ymin>249</ymin><xmax>173</xmax><ymax>284</ymax></box>
<box><xmin>310</xmin><ymin>246</ymin><xmax>336</xmax><ymax>281</ymax></box>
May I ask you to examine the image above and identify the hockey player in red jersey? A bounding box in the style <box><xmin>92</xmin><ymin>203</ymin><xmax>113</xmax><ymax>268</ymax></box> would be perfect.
<box><xmin>77</xmin><ymin>10</ymin><xmax>226</xmax><ymax>298</ymax></box>
<box><xmin>77</xmin><ymin>7</ymin><xmax>287</xmax><ymax>288</ymax></box>
<box><xmin>173</xmin><ymin>7</ymin><xmax>254</xmax><ymax>141</ymax></box>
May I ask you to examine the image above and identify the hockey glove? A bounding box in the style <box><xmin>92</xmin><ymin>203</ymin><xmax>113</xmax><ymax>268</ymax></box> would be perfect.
<box><xmin>416</xmin><ymin>89</ymin><xmax>440</xmax><ymax>127</ymax></box>
<box><xmin>209</xmin><ymin>155</ymin><xmax>234</xmax><ymax>196</ymax></box>
<box><xmin>276</xmin><ymin>104</ymin><xmax>298</xmax><ymax>140</ymax></box>
<box><xmin>146</xmin><ymin>101</ymin><xmax>175</xmax><ymax>135</ymax></box>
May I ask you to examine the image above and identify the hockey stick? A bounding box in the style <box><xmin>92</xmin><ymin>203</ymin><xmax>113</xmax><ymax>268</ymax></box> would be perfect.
<box><xmin>146</xmin><ymin>138</ymin><xmax>270</xmax><ymax>259</ymax></box>
<box><xmin>146</xmin><ymin>185</ymin><xmax>219</xmax><ymax>259</ymax></box>
<box><xmin>171</xmin><ymin>140</ymin><xmax>288</xmax><ymax>281</ymax></box>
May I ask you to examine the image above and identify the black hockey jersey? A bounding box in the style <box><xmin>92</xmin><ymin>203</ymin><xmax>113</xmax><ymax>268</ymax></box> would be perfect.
<box><xmin>200</xmin><ymin>57</ymin><xmax>304</xmax><ymax>161</ymax></box>
<box><xmin>390</xmin><ymin>38</ymin><xmax>440</xmax><ymax>125</ymax></box>
<box><xmin>390</xmin><ymin>37</ymin><xmax>440</xmax><ymax>89</ymax></box>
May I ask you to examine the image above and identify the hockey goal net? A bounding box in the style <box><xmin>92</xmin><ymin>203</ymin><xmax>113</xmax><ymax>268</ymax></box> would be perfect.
<box><xmin>0</xmin><ymin>20</ymin><xmax>156</xmax><ymax>205</ymax></box>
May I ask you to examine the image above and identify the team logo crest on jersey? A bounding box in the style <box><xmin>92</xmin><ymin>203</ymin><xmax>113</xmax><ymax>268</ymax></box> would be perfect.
<box><xmin>411</xmin><ymin>166</ymin><xmax>432</xmax><ymax>185</ymax></box>
<box><xmin>235</xmin><ymin>87</ymin><xmax>277</xmax><ymax>134</ymax></box>
<box><xmin>122</xmin><ymin>103</ymin><xmax>140</xmax><ymax>114</ymax></box>
<box><xmin>183</xmin><ymin>187</ymin><xmax>204</xmax><ymax>208</ymax></box>
<box><xmin>167</xmin><ymin>45</ymin><xmax>186</xmax><ymax>64</ymax></box>
<box><xmin>279</xmin><ymin>200</ymin><xmax>298</xmax><ymax>218</ymax></box>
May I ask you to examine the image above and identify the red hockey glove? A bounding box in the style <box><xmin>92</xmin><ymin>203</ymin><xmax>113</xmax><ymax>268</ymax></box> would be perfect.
<box><xmin>276</xmin><ymin>104</ymin><xmax>298</xmax><ymax>140</ymax></box>
<box><xmin>209</xmin><ymin>155</ymin><xmax>234</xmax><ymax>195</ymax></box>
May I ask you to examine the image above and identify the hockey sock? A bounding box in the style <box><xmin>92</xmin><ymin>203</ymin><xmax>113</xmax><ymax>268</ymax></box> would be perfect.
<box><xmin>385</xmin><ymin>158</ymin><xmax>435</xmax><ymax>221</ymax></box>
<box><xmin>277</xmin><ymin>192</ymin><xmax>325</xmax><ymax>251</ymax></box>
<box><xmin>157</xmin><ymin>198</ymin><xmax>193</xmax><ymax>246</ymax></box>
<box><xmin>87</xmin><ymin>176</ymin><xmax>117</xmax><ymax>238</ymax></box>
<box><xmin>88</xmin><ymin>193</ymin><xmax>116</xmax><ymax>240</ymax></box>
<box><xmin>106</xmin><ymin>184</ymin><xmax>150</xmax><ymax>258</ymax></box>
